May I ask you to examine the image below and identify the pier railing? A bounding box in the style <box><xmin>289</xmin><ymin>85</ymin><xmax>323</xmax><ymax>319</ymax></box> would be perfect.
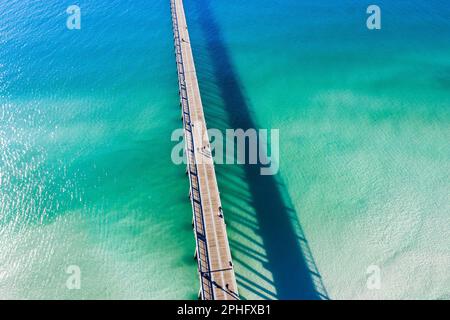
<box><xmin>170</xmin><ymin>0</ymin><xmax>214</xmax><ymax>300</ymax></box>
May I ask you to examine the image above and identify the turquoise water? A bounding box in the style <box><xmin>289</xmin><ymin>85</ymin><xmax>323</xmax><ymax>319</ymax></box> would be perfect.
<box><xmin>1</xmin><ymin>0</ymin><xmax>449</xmax><ymax>299</ymax></box>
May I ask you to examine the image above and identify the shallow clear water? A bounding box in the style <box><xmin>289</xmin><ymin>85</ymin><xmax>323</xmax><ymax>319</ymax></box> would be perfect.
<box><xmin>1</xmin><ymin>0</ymin><xmax>198</xmax><ymax>299</ymax></box>
<box><xmin>0</xmin><ymin>0</ymin><xmax>449</xmax><ymax>299</ymax></box>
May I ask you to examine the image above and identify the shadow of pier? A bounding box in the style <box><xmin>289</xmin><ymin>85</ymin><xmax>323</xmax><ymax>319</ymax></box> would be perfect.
<box><xmin>185</xmin><ymin>0</ymin><xmax>329</xmax><ymax>299</ymax></box>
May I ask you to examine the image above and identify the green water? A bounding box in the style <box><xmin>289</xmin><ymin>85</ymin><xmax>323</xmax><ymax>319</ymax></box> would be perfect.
<box><xmin>186</xmin><ymin>0</ymin><xmax>450</xmax><ymax>299</ymax></box>
<box><xmin>0</xmin><ymin>0</ymin><xmax>449</xmax><ymax>299</ymax></box>
<box><xmin>1</xmin><ymin>0</ymin><xmax>198</xmax><ymax>299</ymax></box>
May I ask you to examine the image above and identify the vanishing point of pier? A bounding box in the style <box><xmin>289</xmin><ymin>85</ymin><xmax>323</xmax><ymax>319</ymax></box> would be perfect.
<box><xmin>170</xmin><ymin>0</ymin><xmax>239</xmax><ymax>300</ymax></box>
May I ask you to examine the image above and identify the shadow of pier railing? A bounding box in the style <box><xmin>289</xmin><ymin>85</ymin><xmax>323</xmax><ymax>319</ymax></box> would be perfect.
<box><xmin>185</xmin><ymin>0</ymin><xmax>329</xmax><ymax>299</ymax></box>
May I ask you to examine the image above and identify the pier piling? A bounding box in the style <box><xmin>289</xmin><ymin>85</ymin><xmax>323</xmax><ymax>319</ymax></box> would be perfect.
<box><xmin>170</xmin><ymin>0</ymin><xmax>238</xmax><ymax>300</ymax></box>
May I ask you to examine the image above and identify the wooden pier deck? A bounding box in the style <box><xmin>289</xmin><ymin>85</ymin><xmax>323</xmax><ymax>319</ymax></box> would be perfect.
<box><xmin>170</xmin><ymin>0</ymin><xmax>239</xmax><ymax>300</ymax></box>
